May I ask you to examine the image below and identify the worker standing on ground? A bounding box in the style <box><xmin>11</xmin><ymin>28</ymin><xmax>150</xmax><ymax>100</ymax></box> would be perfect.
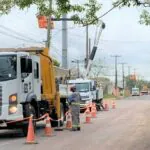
<box><xmin>68</xmin><ymin>85</ymin><xmax>81</xmax><ymax>131</ymax></box>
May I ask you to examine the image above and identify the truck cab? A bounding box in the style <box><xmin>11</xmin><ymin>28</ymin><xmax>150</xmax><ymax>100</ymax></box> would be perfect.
<box><xmin>131</xmin><ymin>87</ymin><xmax>140</xmax><ymax>96</ymax></box>
<box><xmin>68</xmin><ymin>78</ymin><xmax>103</xmax><ymax>110</ymax></box>
<box><xmin>0</xmin><ymin>48</ymin><xmax>67</xmax><ymax>135</ymax></box>
<box><xmin>0</xmin><ymin>52</ymin><xmax>39</xmax><ymax>121</ymax></box>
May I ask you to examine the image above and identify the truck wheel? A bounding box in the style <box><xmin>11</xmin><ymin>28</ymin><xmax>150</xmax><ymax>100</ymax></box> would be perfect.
<box><xmin>22</xmin><ymin>103</ymin><xmax>36</xmax><ymax>137</ymax></box>
<box><xmin>51</xmin><ymin>103</ymin><xmax>65</xmax><ymax>127</ymax></box>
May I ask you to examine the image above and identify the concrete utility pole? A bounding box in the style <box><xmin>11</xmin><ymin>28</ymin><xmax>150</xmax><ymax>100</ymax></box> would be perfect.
<box><xmin>62</xmin><ymin>14</ymin><xmax>68</xmax><ymax>69</ymax></box>
<box><xmin>85</xmin><ymin>25</ymin><xmax>89</xmax><ymax>68</ymax></box>
<box><xmin>111</xmin><ymin>55</ymin><xmax>121</xmax><ymax>90</ymax></box>
<box><xmin>89</xmin><ymin>38</ymin><xmax>91</xmax><ymax>56</ymax></box>
<box><xmin>46</xmin><ymin>12</ymin><xmax>73</xmax><ymax>68</ymax></box>
<box><xmin>128</xmin><ymin>66</ymin><xmax>131</xmax><ymax>76</ymax></box>
<box><xmin>51</xmin><ymin>18</ymin><xmax>73</xmax><ymax>69</ymax></box>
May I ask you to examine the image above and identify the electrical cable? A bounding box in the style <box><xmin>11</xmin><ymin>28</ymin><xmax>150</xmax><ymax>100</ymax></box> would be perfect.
<box><xmin>84</xmin><ymin>1</ymin><xmax>123</xmax><ymax>26</ymax></box>
<box><xmin>0</xmin><ymin>25</ymin><xmax>44</xmax><ymax>44</ymax></box>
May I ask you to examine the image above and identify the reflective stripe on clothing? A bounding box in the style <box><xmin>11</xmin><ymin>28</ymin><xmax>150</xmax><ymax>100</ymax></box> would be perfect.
<box><xmin>72</xmin><ymin>124</ymin><xmax>80</xmax><ymax>127</ymax></box>
<box><xmin>71</xmin><ymin>102</ymin><xmax>80</xmax><ymax>105</ymax></box>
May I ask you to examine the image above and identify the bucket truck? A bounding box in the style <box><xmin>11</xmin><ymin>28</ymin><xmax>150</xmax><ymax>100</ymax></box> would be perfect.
<box><xmin>68</xmin><ymin>21</ymin><xmax>105</xmax><ymax>110</ymax></box>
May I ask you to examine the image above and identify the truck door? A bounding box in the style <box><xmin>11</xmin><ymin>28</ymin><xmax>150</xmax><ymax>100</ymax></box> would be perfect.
<box><xmin>20</xmin><ymin>57</ymin><xmax>33</xmax><ymax>102</ymax></box>
<box><xmin>32</xmin><ymin>56</ymin><xmax>41</xmax><ymax>100</ymax></box>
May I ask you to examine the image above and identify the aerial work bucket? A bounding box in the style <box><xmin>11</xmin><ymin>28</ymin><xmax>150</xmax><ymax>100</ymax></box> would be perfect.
<box><xmin>37</xmin><ymin>15</ymin><xmax>54</xmax><ymax>29</ymax></box>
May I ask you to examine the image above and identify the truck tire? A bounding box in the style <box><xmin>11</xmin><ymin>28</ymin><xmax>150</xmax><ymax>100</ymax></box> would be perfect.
<box><xmin>51</xmin><ymin>103</ymin><xmax>65</xmax><ymax>127</ymax></box>
<box><xmin>22</xmin><ymin>103</ymin><xmax>36</xmax><ymax>137</ymax></box>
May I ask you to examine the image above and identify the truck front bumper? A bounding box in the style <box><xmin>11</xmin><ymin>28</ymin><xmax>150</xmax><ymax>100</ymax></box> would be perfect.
<box><xmin>0</xmin><ymin>104</ymin><xmax>23</xmax><ymax>121</ymax></box>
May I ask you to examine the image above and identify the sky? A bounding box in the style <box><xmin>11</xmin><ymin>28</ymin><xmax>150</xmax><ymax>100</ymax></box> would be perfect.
<box><xmin>0</xmin><ymin>0</ymin><xmax>150</xmax><ymax>82</ymax></box>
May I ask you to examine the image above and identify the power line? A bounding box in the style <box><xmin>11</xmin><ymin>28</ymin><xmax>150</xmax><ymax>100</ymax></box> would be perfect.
<box><xmin>2</xmin><ymin>13</ymin><xmax>42</xmax><ymax>39</ymax></box>
<box><xmin>50</xmin><ymin>2</ymin><xmax>122</xmax><ymax>31</ymax></box>
<box><xmin>101</xmin><ymin>39</ymin><xmax>150</xmax><ymax>43</ymax></box>
<box><xmin>67</xmin><ymin>32</ymin><xmax>150</xmax><ymax>44</ymax></box>
<box><xmin>0</xmin><ymin>25</ymin><xmax>44</xmax><ymax>44</ymax></box>
<box><xmin>0</xmin><ymin>30</ymin><xmax>41</xmax><ymax>43</ymax></box>
<box><xmin>84</xmin><ymin>1</ymin><xmax>123</xmax><ymax>26</ymax></box>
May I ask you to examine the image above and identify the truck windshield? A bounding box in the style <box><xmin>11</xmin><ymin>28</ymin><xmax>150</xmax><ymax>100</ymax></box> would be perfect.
<box><xmin>132</xmin><ymin>89</ymin><xmax>139</xmax><ymax>92</ymax></box>
<box><xmin>75</xmin><ymin>83</ymin><xmax>89</xmax><ymax>92</ymax></box>
<box><xmin>0</xmin><ymin>55</ymin><xmax>17</xmax><ymax>81</ymax></box>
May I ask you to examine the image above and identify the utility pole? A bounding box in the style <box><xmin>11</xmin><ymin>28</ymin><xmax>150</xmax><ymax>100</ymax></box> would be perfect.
<box><xmin>128</xmin><ymin>66</ymin><xmax>131</xmax><ymax>76</ymax></box>
<box><xmin>45</xmin><ymin>11</ymin><xmax>73</xmax><ymax>68</ymax></box>
<box><xmin>85</xmin><ymin>25</ymin><xmax>89</xmax><ymax>68</ymax></box>
<box><xmin>46</xmin><ymin>0</ymin><xmax>53</xmax><ymax>49</ymax></box>
<box><xmin>62</xmin><ymin>14</ymin><xmax>68</xmax><ymax>69</ymax></box>
<box><xmin>111</xmin><ymin>55</ymin><xmax>121</xmax><ymax>95</ymax></box>
<box><xmin>133</xmin><ymin>68</ymin><xmax>137</xmax><ymax>86</ymax></box>
<box><xmin>120</xmin><ymin>63</ymin><xmax>126</xmax><ymax>90</ymax></box>
<box><xmin>89</xmin><ymin>38</ymin><xmax>91</xmax><ymax>56</ymax></box>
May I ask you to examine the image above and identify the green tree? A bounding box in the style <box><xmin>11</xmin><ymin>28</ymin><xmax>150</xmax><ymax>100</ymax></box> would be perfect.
<box><xmin>113</xmin><ymin>0</ymin><xmax>150</xmax><ymax>25</ymax></box>
<box><xmin>0</xmin><ymin>0</ymin><xmax>102</xmax><ymax>25</ymax></box>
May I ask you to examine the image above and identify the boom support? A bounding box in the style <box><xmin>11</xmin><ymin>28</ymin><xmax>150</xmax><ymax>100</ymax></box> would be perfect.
<box><xmin>85</xmin><ymin>21</ymin><xmax>105</xmax><ymax>78</ymax></box>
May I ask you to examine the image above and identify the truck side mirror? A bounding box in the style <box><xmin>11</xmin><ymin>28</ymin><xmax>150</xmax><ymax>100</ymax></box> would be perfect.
<box><xmin>21</xmin><ymin>58</ymin><xmax>32</xmax><ymax>73</ymax></box>
<box><xmin>93</xmin><ymin>86</ymin><xmax>96</xmax><ymax>91</ymax></box>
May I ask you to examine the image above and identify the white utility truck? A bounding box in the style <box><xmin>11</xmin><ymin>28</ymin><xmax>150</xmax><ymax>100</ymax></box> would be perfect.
<box><xmin>0</xmin><ymin>47</ymin><xmax>68</xmax><ymax>136</ymax></box>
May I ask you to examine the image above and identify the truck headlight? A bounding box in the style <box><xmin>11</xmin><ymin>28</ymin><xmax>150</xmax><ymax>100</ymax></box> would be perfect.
<box><xmin>9</xmin><ymin>106</ymin><xmax>17</xmax><ymax>114</ymax></box>
<box><xmin>9</xmin><ymin>94</ymin><xmax>17</xmax><ymax>103</ymax></box>
<box><xmin>9</xmin><ymin>94</ymin><xmax>17</xmax><ymax>114</ymax></box>
<box><xmin>85</xmin><ymin>101</ymin><xmax>89</xmax><ymax>104</ymax></box>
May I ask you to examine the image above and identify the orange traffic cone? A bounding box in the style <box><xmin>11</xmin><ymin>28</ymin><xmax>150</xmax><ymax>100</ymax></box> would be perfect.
<box><xmin>26</xmin><ymin>116</ymin><xmax>37</xmax><ymax>144</ymax></box>
<box><xmin>104</xmin><ymin>101</ymin><xmax>109</xmax><ymax>111</ymax></box>
<box><xmin>66</xmin><ymin>110</ymin><xmax>72</xmax><ymax>129</ymax></box>
<box><xmin>84</xmin><ymin>106</ymin><xmax>91</xmax><ymax>123</ymax></box>
<box><xmin>112</xmin><ymin>101</ymin><xmax>116</xmax><ymax>109</ymax></box>
<box><xmin>44</xmin><ymin>114</ymin><xmax>53</xmax><ymax>136</ymax></box>
<box><xmin>91</xmin><ymin>103</ymin><xmax>96</xmax><ymax>118</ymax></box>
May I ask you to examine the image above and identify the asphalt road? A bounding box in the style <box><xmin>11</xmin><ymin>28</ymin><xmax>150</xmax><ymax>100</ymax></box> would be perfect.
<box><xmin>1</xmin><ymin>95</ymin><xmax>150</xmax><ymax>150</ymax></box>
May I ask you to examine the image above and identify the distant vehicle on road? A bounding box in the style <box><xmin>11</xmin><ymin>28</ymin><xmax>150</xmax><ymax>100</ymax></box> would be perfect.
<box><xmin>140</xmin><ymin>91</ymin><xmax>148</xmax><ymax>95</ymax></box>
<box><xmin>140</xmin><ymin>85</ymin><xmax>149</xmax><ymax>95</ymax></box>
<box><xmin>132</xmin><ymin>87</ymin><xmax>140</xmax><ymax>96</ymax></box>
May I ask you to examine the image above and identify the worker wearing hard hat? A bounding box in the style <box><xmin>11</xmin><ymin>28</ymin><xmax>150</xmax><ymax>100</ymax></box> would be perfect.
<box><xmin>68</xmin><ymin>85</ymin><xmax>81</xmax><ymax>131</ymax></box>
